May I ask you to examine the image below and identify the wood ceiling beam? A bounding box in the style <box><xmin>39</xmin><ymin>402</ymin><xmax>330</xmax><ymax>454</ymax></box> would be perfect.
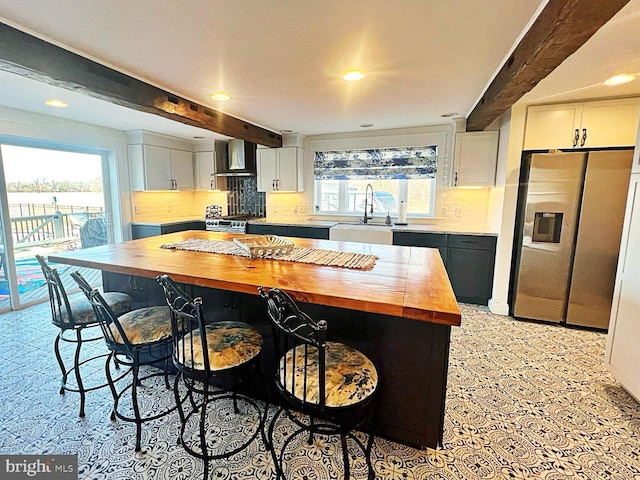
<box><xmin>466</xmin><ymin>0</ymin><xmax>631</xmax><ymax>131</ymax></box>
<box><xmin>0</xmin><ymin>23</ymin><xmax>282</xmax><ymax>147</ymax></box>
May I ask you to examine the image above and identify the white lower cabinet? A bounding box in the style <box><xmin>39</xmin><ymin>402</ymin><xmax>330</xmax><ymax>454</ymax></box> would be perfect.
<box><xmin>257</xmin><ymin>146</ymin><xmax>303</xmax><ymax>192</ymax></box>
<box><xmin>606</xmin><ymin>173</ymin><xmax>640</xmax><ymax>402</ymax></box>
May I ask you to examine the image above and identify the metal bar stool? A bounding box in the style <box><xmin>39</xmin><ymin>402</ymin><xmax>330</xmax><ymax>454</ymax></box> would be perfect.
<box><xmin>157</xmin><ymin>274</ymin><xmax>266</xmax><ymax>480</ymax></box>
<box><xmin>71</xmin><ymin>271</ymin><xmax>176</xmax><ymax>452</ymax></box>
<box><xmin>36</xmin><ymin>254</ymin><xmax>132</xmax><ymax>417</ymax></box>
<box><xmin>259</xmin><ymin>286</ymin><xmax>379</xmax><ymax>480</ymax></box>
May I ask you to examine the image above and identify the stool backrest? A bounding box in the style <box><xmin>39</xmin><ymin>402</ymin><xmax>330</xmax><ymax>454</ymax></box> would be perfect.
<box><xmin>36</xmin><ymin>254</ymin><xmax>75</xmax><ymax>327</ymax></box>
<box><xmin>70</xmin><ymin>271</ymin><xmax>133</xmax><ymax>350</ymax></box>
<box><xmin>156</xmin><ymin>274</ymin><xmax>207</xmax><ymax>374</ymax></box>
<box><xmin>258</xmin><ymin>286</ymin><xmax>328</xmax><ymax>409</ymax></box>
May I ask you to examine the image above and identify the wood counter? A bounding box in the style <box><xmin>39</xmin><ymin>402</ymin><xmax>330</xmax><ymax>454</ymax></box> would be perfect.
<box><xmin>50</xmin><ymin>231</ymin><xmax>461</xmax><ymax>448</ymax></box>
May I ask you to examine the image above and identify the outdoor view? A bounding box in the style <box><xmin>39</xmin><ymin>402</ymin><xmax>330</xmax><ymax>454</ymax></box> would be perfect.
<box><xmin>0</xmin><ymin>144</ymin><xmax>105</xmax><ymax>309</ymax></box>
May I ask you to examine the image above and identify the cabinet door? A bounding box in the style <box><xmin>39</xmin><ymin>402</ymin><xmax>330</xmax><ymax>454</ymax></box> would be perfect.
<box><xmin>523</xmin><ymin>103</ymin><xmax>582</xmax><ymax>150</ymax></box>
<box><xmin>606</xmin><ymin>174</ymin><xmax>640</xmax><ymax>401</ymax></box>
<box><xmin>580</xmin><ymin>98</ymin><xmax>640</xmax><ymax>148</ymax></box>
<box><xmin>392</xmin><ymin>232</ymin><xmax>448</xmax><ymax>264</ymax></box>
<box><xmin>257</xmin><ymin>148</ymin><xmax>278</xmax><ymax>192</ymax></box>
<box><xmin>446</xmin><ymin>248</ymin><xmax>495</xmax><ymax>304</ymax></box>
<box><xmin>453</xmin><ymin>131</ymin><xmax>498</xmax><ymax>186</ymax></box>
<box><xmin>195</xmin><ymin>151</ymin><xmax>222</xmax><ymax>190</ymax></box>
<box><xmin>276</xmin><ymin>147</ymin><xmax>301</xmax><ymax>191</ymax></box>
<box><xmin>170</xmin><ymin>149</ymin><xmax>194</xmax><ymax>190</ymax></box>
<box><xmin>144</xmin><ymin>144</ymin><xmax>172</xmax><ymax>190</ymax></box>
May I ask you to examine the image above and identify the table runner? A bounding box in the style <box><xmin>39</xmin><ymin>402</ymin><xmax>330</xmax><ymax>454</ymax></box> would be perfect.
<box><xmin>160</xmin><ymin>238</ymin><xmax>378</xmax><ymax>270</ymax></box>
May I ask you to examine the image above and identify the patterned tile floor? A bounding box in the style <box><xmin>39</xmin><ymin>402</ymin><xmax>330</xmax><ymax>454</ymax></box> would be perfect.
<box><xmin>0</xmin><ymin>301</ymin><xmax>639</xmax><ymax>479</ymax></box>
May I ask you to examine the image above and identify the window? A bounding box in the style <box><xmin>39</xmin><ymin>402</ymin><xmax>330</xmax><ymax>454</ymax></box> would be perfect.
<box><xmin>314</xmin><ymin>146</ymin><xmax>437</xmax><ymax>217</ymax></box>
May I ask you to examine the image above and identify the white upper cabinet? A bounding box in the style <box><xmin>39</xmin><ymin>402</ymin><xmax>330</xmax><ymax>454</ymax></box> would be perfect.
<box><xmin>524</xmin><ymin>98</ymin><xmax>640</xmax><ymax>150</ymax></box>
<box><xmin>257</xmin><ymin>146</ymin><xmax>304</xmax><ymax>192</ymax></box>
<box><xmin>581</xmin><ymin>100</ymin><xmax>640</xmax><ymax>150</ymax></box>
<box><xmin>195</xmin><ymin>151</ymin><xmax>226</xmax><ymax>191</ymax></box>
<box><xmin>453</xmin><ymin>131</ymin><xmax>499</xmax><ymax>187</ymax></box>
<box><xmin>128</xmin><ymin>130</ymin><xmax>194</xmax><ymax>191</ymax></box>
<box><xmin>169</xmin><ymin>149</ymin><xmax>194</xmax><ymax>190</ymax></box>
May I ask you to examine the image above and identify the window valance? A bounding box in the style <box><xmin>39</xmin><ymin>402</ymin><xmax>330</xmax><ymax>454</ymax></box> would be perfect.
<box><xmin>314</xmin><ymin>146</ymin><xmax>437</xmax><ymax>180</ymax></box>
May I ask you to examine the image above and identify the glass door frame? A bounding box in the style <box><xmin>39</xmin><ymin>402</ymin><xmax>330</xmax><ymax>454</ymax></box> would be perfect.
<box><xmin>0</xmin><ymin>137</ymin><xmax>114</xmax><ymax>311</ymax></box>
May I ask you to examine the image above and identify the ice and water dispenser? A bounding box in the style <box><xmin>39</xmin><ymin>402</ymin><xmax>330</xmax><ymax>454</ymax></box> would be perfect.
<box><xmin>532</xmin><ymin>212</ymin><xmax>563</xmax><ymax>243</ymax></box>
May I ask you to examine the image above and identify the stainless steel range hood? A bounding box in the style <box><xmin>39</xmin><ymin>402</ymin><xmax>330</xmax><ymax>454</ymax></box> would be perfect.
<box><xmin>216</xmin><ymin>139</ymin><xmax>257</xmax><ymax>176</ymax></box>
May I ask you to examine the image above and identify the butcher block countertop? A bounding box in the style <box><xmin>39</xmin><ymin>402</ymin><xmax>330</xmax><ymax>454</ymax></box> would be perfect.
<box><xmin>50</xmin><ymin>230</ymin><xmax>461</xmax><ymax>326</ymax></box>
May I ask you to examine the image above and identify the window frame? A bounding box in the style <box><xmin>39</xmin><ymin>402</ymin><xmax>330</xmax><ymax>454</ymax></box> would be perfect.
<box><xmin>306</xmin><ymin>127</ymin><xmax>452</xmax><ymax>220</ymax></box>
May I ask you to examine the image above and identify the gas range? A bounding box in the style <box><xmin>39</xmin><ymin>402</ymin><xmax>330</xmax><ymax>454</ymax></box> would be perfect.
<box><xmin>205</xmin><ymin>214</ymin><xmax>254</xmax><ymax>233</ymax></box>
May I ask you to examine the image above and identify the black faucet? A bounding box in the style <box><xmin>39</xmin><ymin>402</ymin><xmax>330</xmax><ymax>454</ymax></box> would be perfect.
<box><xmin>363</xmin><ymin>183</ymin><xmax>374</xmax><ymax>223</ymax></box>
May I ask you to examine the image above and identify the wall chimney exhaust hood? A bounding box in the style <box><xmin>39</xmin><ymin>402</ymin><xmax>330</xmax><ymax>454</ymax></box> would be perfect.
<box><xmin>216</xmin><ymin>139</ymin><xmax>257</xmax><ymax>176</ymax></box>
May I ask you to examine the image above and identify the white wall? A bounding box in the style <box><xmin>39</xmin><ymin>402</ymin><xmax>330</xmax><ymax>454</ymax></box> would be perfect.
<box><xmin>0</xmin><ymin>105</ymin><xmax>132</xmax><ymax>242</ymax></box>
<box><xmin>487</xmin><ymin>104</ymin><xmax>527</xmax><ymax>315</ymax></box>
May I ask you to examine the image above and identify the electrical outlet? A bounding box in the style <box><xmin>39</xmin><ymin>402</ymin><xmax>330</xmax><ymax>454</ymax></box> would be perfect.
<box><xmin>455</xmin><ymin>207</ymin><xmax>462</xmax><ymax>217</ymax></box>
<box><xmin>298</xmin><ymin>204</ymin><xmax>308</xmax><ymax>213</ymax></box>
<box><xmin>441</xmin><ymin>207</ymin><xmax>448</xmax><ymax>217</ymax></box>
<box><xmin>134</xmin><ymin>206</ymin><xmax>141</xmax><ymax>214</ymax></box>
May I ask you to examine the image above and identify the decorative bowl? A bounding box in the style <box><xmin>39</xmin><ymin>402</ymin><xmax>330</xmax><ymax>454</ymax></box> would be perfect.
<box><xmin>233</xmin><ymin>235</ymin><xmax>295</xmax><ymax>258</ymax></box>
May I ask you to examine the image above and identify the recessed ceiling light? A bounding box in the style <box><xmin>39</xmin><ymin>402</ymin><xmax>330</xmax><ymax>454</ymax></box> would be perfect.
<box><xmin>210</xmin><ymin>92</ymin><xmax>231</xmax><ymax>101</ymax></box>
<box><xmin>45</xmin><ymin>99</ymin><xmax>67</xmax><ymax>108</ymax></box>
<box><xmin>343</xmin><ymin>70</ymin><xmax>365</xmax><ymax>82</ymax></box>
<box><xmin>360</xmin><ymin>123</ymin><xmax>374</xmax><ymax>128</ymax></box>
<box><xmin>604</xmin><ymin>74</ymin><xmax>635</xmax><ymax>86</ymax></box>
<box><xmin>440</xmin><ymin>112</ymin><xmax>458</xmax><ymax>118</ymax></box>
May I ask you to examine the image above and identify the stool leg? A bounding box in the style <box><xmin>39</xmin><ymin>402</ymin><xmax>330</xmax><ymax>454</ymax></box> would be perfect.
<box><xmin>131</xmin><ymin>362</ymin><xmax>143</xmax><ymax>452</ymax></box>
<box><xmin>200</xmin><ymin>387</ymin><xmax>209</xmax><ymax>480</ymax></box>
<box><xmin>73</xmin><ymin>328</ymin><xmax>87</xmax><ymax>418</ymax></box>
<box><xmin>340</xmin><ymin>433</ymin><xmax>350</xmax><ymax>479</ymax></box>
<box><xmin>105</xmin><ymin>351</ymin><xmax>118</xmax><ymax>421</ymax></box>
<box><xmin>54</xmin><ymin>331</ymin><xmax>67</xmax><ymax>394</ymax></box>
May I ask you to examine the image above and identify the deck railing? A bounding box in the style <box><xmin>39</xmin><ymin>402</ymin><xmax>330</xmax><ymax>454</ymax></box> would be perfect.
<box><xmin>9</xmin><ymin>208</ymin><xmax>103</xmax><ymax>245</ymax></box>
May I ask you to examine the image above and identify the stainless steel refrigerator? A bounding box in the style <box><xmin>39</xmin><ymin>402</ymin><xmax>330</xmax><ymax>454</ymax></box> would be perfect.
<box><xmin>513</xmin><ymin>149</ymin><xmax>633</xmax><ymax>329</ymax></box>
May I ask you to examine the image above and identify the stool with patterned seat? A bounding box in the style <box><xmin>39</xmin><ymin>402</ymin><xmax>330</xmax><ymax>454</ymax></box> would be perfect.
<box><xmin>157</xmin><ymin>274</ymin><xmax>266</xmax><ymax>480</ymax></box>
<box><xmin>71</xmin><ymin>271</ymin><xmax>176</xmax><ymax>452</ymax></box>
<box><xmin>259</xmin><ymin>286</ymin><xmax>379</xmax><ymax>480</ymax></box>
<box><xmin>36</xmin><ymin>255</ymin><xmax>132</xmax><ymax>418</ymax></box>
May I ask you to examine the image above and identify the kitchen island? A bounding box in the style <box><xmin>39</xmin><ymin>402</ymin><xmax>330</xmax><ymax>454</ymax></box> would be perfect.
<box><xmin>50</xmin><ymin>230</ymin><xmax>461</xmax><ymax>448</ymax></box>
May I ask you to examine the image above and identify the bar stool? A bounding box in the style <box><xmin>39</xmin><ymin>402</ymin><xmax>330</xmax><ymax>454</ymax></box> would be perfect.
<box><xmin>36</xmin><ymin>255</ymin><xmax>132</xmax><ymax>417</ymax></box>
<box><xmin>157</xmin><ymin>274</ymin><xmax>265</xmax><ymax>480</ymax></box>
<box><xmin>71</xmin><ymin>271</ymin><xmax>176</xmax><ymax>452</ymax></box>
<box><xmin>259</xmin><ymin>286</ymin><xmax>379</xmax><ymax>480</ymax></box>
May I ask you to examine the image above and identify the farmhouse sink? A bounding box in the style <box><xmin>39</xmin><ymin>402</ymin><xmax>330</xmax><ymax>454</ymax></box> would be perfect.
<box><xmin>329</xmin><ymin>223</ymin><xmax>393</xmax><ymax>245</ymax></box>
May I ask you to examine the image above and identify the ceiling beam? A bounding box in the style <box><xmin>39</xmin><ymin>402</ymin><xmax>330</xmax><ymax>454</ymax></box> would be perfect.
<box><xmin>466</xmin><ymin>0</ymin><xmax>631</xmax><ymax>131</ymax></box>
<box><xmin>0</xmin><ymin>23</ymin><xmax>282</xmax><ymax>147</ymax></box>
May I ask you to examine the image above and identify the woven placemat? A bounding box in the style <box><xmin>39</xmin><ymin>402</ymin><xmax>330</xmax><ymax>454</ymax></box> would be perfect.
<box><xmin>160</xmin><ymin>238</ymin><xmax>378</xmax><ymax>270</ymax></box>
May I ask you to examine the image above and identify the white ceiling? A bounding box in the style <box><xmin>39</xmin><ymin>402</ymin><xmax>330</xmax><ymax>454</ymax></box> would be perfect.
<box><xmin>0</xmin><ymin>0</ymin><xmax>638</xmax><ymax>142</ymax></box>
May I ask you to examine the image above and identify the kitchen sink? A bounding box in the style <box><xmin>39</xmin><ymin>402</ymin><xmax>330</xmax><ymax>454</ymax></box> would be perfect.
<box><xmin>329</xmin><ymin>223</ymin><xmax>393</xmax><ymax>244</ymax></box>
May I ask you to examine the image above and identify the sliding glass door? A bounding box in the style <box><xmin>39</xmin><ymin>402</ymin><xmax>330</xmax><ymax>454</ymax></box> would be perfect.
<box><xmin>0</xmin><ymin>143</ymin><xmax>109</xmax><ymax>311</ymax></box>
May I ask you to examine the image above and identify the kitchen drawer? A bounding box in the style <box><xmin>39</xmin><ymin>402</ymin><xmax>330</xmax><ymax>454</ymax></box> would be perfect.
<box><xmin>393</xmin><ymin>232</ymin><xmax>448</xmax><ymax>247</ymax></box>
<box><xmin>448</xmin><ymin>234</ymin><xmax>496</xmax><ymax>250</ymax></box>
<box><xmin>246</xmin><ymin>224</ymin><xmax>289</xmax><ymax>236</ymax></box>
<box><xmin>288</xmin><ymin>226</ymin><xmax>330</xmax><ymax>239</ymax></box>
